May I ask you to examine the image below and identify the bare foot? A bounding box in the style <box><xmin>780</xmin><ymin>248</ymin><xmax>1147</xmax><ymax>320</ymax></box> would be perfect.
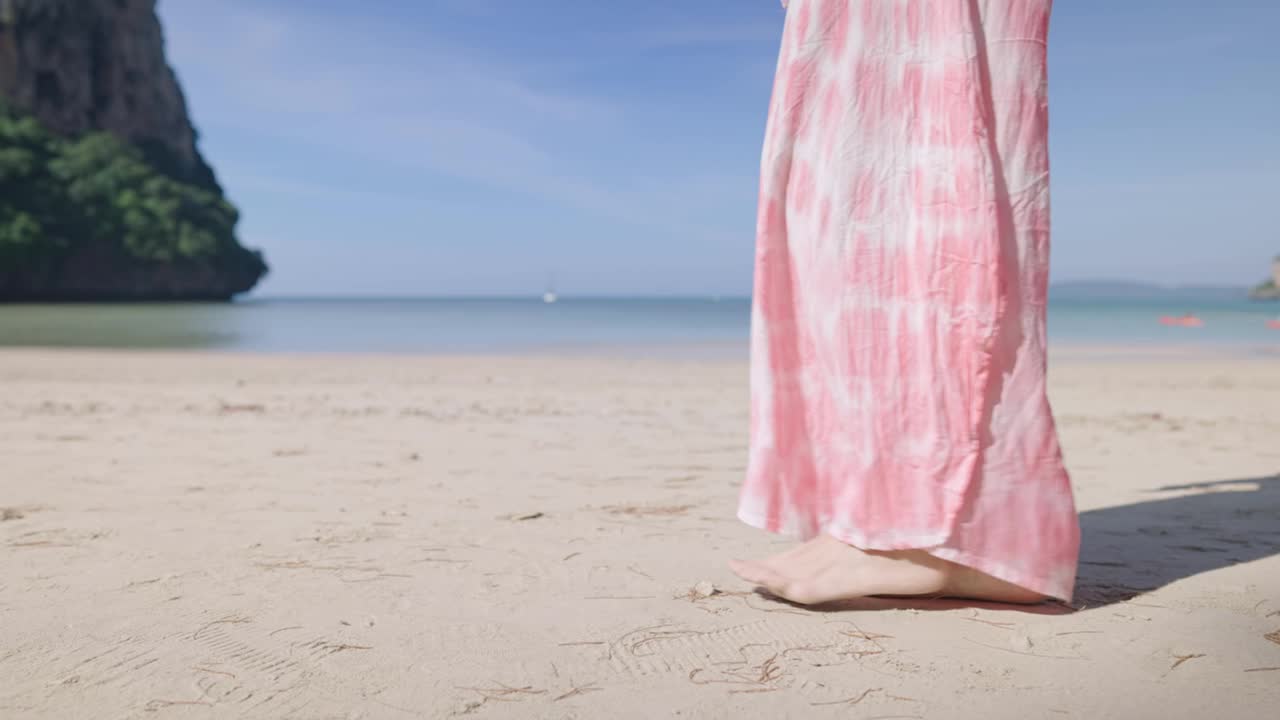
<box><xmin>729</xmin><ymin>534</ymin><xmax>1045</xmax><ymax>605</ymax></box>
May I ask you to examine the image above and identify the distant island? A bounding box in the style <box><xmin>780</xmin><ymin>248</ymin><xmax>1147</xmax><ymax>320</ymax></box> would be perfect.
<box><xmin>0</xmin><ymin>0</ymin><xmax>266</xmax><ymax>301</ymax></box>
<box><xmin>1048</xmin><ymin>280</ymin><xmax>1247</xmax><ymax>300</ymax></box>
<box><xmin>1249</xmin><ymin>256</ymin><xmax>1280</xmax><ymax>301</ymax></box>
<box><xmin>1051</xmin><ymin>264</ymin><xmax>1280</xmax><ymax>302</ymax></box>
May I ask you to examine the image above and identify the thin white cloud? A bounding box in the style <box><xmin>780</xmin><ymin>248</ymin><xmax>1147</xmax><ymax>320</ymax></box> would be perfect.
<box><xmin>159</xmin><ymin>0</ymin><xmax>745</xmax><ymax>239</ymax></box>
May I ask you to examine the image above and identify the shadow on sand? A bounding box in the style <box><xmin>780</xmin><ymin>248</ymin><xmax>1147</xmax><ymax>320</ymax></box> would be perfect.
<box><xmin>760</xmin><ymin>474</ymin><xmax>1280</xmax><ymax>614</ymax></box>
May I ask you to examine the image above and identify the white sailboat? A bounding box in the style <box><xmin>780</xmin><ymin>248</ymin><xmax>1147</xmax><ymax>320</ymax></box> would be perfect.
<box><xmin>542</xmin><ymin>274</ymin><xmax>557</xmax><ymax>304</ymax></box>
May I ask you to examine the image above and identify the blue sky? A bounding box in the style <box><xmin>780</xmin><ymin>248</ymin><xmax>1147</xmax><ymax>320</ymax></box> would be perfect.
<box><xmin>157</xmin><ymin>0</ymin><xmax>1279</xmax><ymax>297</ymax></box>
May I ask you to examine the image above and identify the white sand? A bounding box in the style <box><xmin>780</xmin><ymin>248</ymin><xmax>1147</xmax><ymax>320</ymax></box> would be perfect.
<box><xmin>1</xmin><ymin>349</ymin><xmax>1278</xmax><ymax>719</ymax></box>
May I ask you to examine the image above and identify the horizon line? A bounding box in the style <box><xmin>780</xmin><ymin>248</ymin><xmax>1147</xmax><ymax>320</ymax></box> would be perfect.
<box><xmin>243</xmin><ymin>282</ymin><xmax>1255</xmax><ymax>302</ymax></box>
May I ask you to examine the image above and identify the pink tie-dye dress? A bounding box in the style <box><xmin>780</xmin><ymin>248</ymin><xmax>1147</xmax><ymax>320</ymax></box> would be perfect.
<box><xmin>740</xmin><ymin>0</ymin><xmax>1080</xmax><ymax>601</ymax></box>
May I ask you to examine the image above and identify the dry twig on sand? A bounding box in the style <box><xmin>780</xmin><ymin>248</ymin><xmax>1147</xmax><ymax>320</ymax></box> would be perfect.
<box><xmin>456</xmin><ymin>683</ymin><xmax>547</xmax><ymax>704</ymax></box>
<box><xmin>192</xmin><ymin>666</ymin><xmax>235</xmax><ymax>679</ymax></box>
<box><xmin>961</xmin><ymin>617</ymin><xmax>1016</xmax><ymax>629</ymax></box>
<box><xmin>192</xmin><ymin>615</ymin><xmax>251</xmax><ymax>640</ymax></box>
<box><xmin>826</xmin><ymin>620</ymin><xmax>894</xmax><ymax>650</ymax></box>
<box><xmin>688</xmin><ymin>652</ymin><xmax>787</xmax><ymax>692</ymax></box>
<box><xmin>603</xmin><ymin>504</ymin><xmax>693</xmax><ymax>517</ymax></box>
<box><xmin>811</xmin><ymin>687</ymin><xmax>881</xmax><ymax>706</ymax></box>
<box><xmin>677</xmin><ymin>586</ymin><xmax>810</xmax><ymax>616</ymax></box>
<box><xmin>552</xmin><ymin>682</ymin><xmax>602</xmax><ymax>702</ymax></box>
<box><xmin>145</xmin><ymin>698</ymin><xmax>212</xmax><ymax>711</ymax></box>
<box><xmin>218</xmin><ymin>402</ymin><xmax>265</xmax><ymax>414</ymax></box>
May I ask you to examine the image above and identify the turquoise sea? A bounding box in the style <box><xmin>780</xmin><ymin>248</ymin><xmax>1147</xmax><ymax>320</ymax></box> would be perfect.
<box><xmin>0</xmin><ymin>294</ymin><xmax>1277</xmax><ymax>356</ymax></box>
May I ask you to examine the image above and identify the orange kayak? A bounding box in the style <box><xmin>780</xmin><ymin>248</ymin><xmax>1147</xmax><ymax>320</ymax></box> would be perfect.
<box><xmin>1267</xmin><ymin>319</ymin><xmax>1280</xmax><ymax>330</ymax></box>
<box><xmin>1159</xmin><ymin>316</ymin><xmax>1203</xmax><ymax>327</ymax></box>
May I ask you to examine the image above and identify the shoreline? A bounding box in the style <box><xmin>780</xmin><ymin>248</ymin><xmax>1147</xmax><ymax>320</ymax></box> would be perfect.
<box><xmin>0</xmin><ymin>338</ymin><xmax>1277</xmax><ymax>362</ymax></box>
<box><xmin>3</xmin><ymin>296</ymin><xmax>1279</xmax><ymax>359</ymax></box>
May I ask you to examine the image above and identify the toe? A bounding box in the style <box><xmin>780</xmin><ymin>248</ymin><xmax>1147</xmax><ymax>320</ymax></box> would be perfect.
<box><xmin>728</xmin><ymin>559</ymin><xmax>767</xmax><ymax>585</ymax></box>
<box><xmin>728</xmin><ymin>559</ymin><xmax>793</xmax><ymax>598</ymax></box>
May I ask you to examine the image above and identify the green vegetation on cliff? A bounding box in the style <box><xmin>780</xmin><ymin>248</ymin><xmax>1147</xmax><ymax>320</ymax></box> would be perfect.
<box><xmin>1252</xmin><ymin>280</ymin><xmax>1279</xmax><ymax>301</ymax></box>
<box><xmin>1248</xmin><ymin>255</ymin><xmax>1280</xmax><ymax>301</ymax></box>
<box><xmin>0</xmin><ymin>103</ymin><xmax>265</xmax><ymax>298</ymax></box>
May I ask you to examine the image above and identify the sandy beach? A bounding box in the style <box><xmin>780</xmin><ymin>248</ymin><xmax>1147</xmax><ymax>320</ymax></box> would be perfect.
<box><xmin>1</xmin><ymin>349</ymin><xmax>1278</xmax><ymax>719</ymax></box>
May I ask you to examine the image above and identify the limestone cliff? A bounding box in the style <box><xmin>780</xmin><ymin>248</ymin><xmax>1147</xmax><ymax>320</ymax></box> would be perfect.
<box><xmin>0</xmin><ymin>0</ymin><xmax>266</xmax><ymax>301</ymax></box>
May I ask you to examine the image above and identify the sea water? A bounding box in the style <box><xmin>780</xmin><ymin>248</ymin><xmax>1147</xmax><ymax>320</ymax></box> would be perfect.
<box><xmin>0</xmin><ymin>295</ymin><xmax>1276</xmax><ymax>356</ymax></box>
